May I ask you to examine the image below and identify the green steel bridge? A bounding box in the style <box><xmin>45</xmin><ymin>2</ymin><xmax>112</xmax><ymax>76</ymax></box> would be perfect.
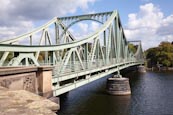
<box><xmin>0</xmin><ymin>11</ymin><xmax>144</xmax><ymax>96</ymax></box>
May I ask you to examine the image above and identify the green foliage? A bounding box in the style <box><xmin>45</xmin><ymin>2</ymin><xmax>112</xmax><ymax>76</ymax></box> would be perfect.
<box><xmin>0</xmin><ymin>52</ymin><xmax>3</xmax><ymax>58</ymax></box>
<box><xmin>0</xmin><ymin>52</ymin><xmax>14</xmax><ymax>61</ymax></box>
<box><xmin>162</xmin><ymin>60</ymin><xmax>171</xmax><ymax>67</ymax></box>
<box><xmin>128</xmin><ymin>43</ymin><xmax>137</xmax><ymax>54</ymax></box>
<box><xmin>146</xmin><ymin>41</ymin><xmax>173</xmax><ymax>67</ymax></box>
<box><xmin>7</xmin><ymin>52</ymin><xmax>14</xmax><ymax>61</ymax></box>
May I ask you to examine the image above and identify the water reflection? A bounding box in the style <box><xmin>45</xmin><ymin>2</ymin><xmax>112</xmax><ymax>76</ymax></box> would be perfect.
<box><xmin>107</xmin><ymin>96</ymin><xmax>131</xmax><ymax>115</ymax></box>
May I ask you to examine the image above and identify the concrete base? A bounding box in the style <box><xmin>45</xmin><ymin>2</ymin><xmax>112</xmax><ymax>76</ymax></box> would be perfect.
<box><xmin>0</xmin><ymin>86</ymin><xmax>59</xmax><ymax>115</ymax></box>
<box><xmin>0</xmin><ymin>66</ymin><xmax>54</xmax><ymax>98</ymax></box>
<box><xmin>106</xmin><ymin>77</ymin><xmax>131</xmax><ymax>95</ymax></box>
<box><xmin>138</xmin><ymin>65</ymin><xmax>146</xmax><ymax>73</ymax></box>
<box><xmin>37</xmin><ymin>66</ymin><xmax>54</xmax><ymax>98</ymax></box>
<box><xmin>49</xmin><ymin>97</ymin><xmax>60</xmax><ymax>105</ymax></box>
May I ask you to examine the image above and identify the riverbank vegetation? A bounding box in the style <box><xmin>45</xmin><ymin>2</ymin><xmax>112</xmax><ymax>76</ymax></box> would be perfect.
<box><xmin>145</xmin><ymin>41</ymin><xmax>173</xmax><ymax>68</ymax></box>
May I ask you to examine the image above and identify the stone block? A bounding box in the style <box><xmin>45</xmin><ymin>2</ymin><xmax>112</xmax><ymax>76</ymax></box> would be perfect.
<box><xmin>37</xmin><ymin>66</ymin><xmax>54</xmax><ymax>98</ymax></box>
<box><xmin>0</xmin><ymin>89</ymin><xmax>59</xmax><ymax>115</ymax></box>
<box><xmin>106</xmin><ymin>77</ymin><xmax>131</xmax><ymax>95</ymax></box>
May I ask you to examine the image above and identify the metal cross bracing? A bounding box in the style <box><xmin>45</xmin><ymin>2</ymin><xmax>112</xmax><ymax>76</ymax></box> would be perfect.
<box><xmin>0</xmin><ymin>11</ymin><xmax>144</xmax><ymax>96</ymax></box>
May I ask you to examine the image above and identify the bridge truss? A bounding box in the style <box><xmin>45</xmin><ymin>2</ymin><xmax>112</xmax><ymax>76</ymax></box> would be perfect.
<box><xmin>0</xmin><ymin>11</ymin><xmax>144</xmax><ymax>96</ymax></box>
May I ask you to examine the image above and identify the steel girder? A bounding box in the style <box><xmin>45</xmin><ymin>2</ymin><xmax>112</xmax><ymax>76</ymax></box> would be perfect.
<box><xmin>0</xmin><ymin>10</ymin><xmax>144</xmax><ymax>74</ymax></box>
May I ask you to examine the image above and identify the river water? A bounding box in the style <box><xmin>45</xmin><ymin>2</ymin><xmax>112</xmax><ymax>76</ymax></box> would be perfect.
<box><xmin>58</xmin><ymin>71</ymin><xmax>173</xmax><ymax>115</ymax></box>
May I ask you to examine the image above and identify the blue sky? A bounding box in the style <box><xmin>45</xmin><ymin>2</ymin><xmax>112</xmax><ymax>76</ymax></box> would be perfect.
<box><xmin>0</xmin><ymin>0</ymin><xmax>173</xmax><ymax>49</ymax></box>
<box><xmin>66</xmin><ymin>0</ymin><xmax>173</xmax><ymax>24</ymax></box>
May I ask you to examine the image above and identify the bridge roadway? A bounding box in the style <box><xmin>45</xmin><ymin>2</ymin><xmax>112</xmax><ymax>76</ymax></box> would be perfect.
<box><xmin>52</xmin><ymin>58</ymin><xmax>143</xmax><ymax>96</ymax></box>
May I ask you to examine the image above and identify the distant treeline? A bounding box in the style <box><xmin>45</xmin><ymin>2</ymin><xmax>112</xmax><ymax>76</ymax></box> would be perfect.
<box><xmin>145</xmin><ymin>41</ymin><xmax>173</xmax><ymax>67</ymax></box>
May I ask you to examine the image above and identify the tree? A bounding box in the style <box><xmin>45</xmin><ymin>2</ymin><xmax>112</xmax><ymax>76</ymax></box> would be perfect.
<box><xmin>128</xmin><ymin>43</ymin><xmax>137</xmax><ymax>54</ymax></box>
<box><xmin>145</xmin><ymin>41</ymin><xmax>173</xmax><ymax>67</ymax></box>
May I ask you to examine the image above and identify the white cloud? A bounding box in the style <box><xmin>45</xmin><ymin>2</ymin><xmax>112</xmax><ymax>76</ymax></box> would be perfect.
<box><xmin>87</xmin><ymin>10</ymin><xmax>96</xmax><ymax>14</ymax></box>
<box><xmin>70</xmin><ymin>21</ymin><xmax>101</xmax><ymax>39</ymax></box>
<box><xmin>125</xmin><ymin>3</ymin><xmax>173</xmax><ymax>50</ymax></box>
<box><xmin>0</xmin><ymin>21</ymin><xmax>33</xmax><ymax>40</ymax></box>
<box><xmin>78</xmin><ymin>22</ymin><xmax>89</xmax><ymax>33</ymax></box>
<box><xmin>0</xmin><ymin>0</ymin><xmax>97</xmax><ymax>41</ymax></box>
<box><xmin>91</xmin><ymin>22</ymin><xmax>100</xmax><ymax>31</ymax></box>
<box><xmin>77</xmin><ymin>21</ymin><xmax>99</xmax><ymax>33</ymax></box>
<box><xmin>156</xmin><ymin>14</ymin><xmax>173</xmax><ymax>36</ymax></box>
<box><xmin>0</xmin><ymin>0</ymin><xmax>96</xmax><ymax>20</ymax></box>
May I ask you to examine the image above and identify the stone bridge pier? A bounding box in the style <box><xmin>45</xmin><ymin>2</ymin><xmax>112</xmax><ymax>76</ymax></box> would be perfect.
<box><xmin>0</xmin><ymin>66</ymin><xmax>53</xmax><ymax>98</ymax></box>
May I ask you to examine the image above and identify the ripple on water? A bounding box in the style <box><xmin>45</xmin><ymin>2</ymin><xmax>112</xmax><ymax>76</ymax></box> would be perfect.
<box><xmin>59</xmin><ymin>71</ymin><xmax>173</xmax><ymax>115</ymax></box>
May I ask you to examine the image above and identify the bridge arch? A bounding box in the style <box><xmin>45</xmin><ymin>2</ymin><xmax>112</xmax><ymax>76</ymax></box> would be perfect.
<box><xmin>59</xmin><ymin>18</ymin><xmax>104</xmax><ymax>40</ymax></box>
<box><xmin>8</xmin><ymin>53</ymin><xmax>39</xmax><ymax>66</ymax></box>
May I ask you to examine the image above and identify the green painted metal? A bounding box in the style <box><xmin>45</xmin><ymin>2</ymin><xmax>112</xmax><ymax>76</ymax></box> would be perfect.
<box><xmin>0</xmin><ymin>10</ymin><xmax>144</xmax><ymax>96</ymax></box>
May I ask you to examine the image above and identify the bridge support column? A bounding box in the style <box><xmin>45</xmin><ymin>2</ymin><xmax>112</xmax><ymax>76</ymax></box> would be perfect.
<box><xmin>106</xmin><ymin>74</ymin><xmax>131</xmax><ymax>95</ymax></box>
<box><xmin>37</xmin><ymin>66</ymin><xmax>54</xmax><ymax>98</ymax></box>
<box><xmin>137</xmin><ymin>65</ymin><xmax>146</xmax><ymax>73</ymax></box>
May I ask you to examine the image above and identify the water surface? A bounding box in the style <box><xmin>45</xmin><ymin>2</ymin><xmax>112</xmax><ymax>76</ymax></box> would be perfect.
<box><xmin>59</xmin><ymin>71</ymin><xmax>173</xmax><ymax>115</ymax></box>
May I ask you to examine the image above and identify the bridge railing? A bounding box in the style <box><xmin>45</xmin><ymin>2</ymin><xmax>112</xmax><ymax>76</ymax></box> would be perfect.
<box><xmin>52</xmin><ymin>57</ymin><xmax>140</xmax><ymax>77</ymax></box>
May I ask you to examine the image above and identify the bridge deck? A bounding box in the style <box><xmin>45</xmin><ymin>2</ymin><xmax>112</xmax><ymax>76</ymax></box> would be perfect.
<box><xmin>52</xmin><ymin>59</ymin><xmax>143</xmax><ymax>96</ymax></box>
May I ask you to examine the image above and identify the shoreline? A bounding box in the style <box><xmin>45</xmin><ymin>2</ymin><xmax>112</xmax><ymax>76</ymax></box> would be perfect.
<box><xmin>146</xmin><ymin>67</ymin><xmax>173</xmax><ymax>71</ymax></box>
